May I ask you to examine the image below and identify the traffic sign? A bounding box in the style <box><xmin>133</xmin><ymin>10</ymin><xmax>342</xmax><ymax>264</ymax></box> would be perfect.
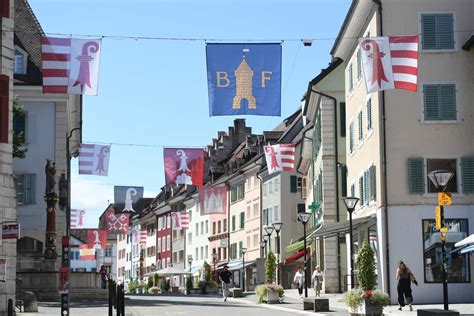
<box><xmin>435</xmin><ymin>206</ymin><xmax>441</xmax><ymax>230</ymax></box>
<box><xmin>438</xmin><ymin>192</ymin><xmax>452</xmax><ymax>206</ymax></box>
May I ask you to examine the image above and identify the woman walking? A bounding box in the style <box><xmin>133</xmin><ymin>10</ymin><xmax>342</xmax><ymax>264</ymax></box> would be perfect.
<box><xmin>311</xmin><ymin>265</ymin><xmax>323</xmax><ymax>297</ymax></box>
<box><xmin>293</xmin><ymin>266</ymin><xmax>305</xmax><ymax>298</ymax></box>
<box><xmin>396</xmin><ymin>260</ymin><xmax>418</xmax><ymax>311</ymax></box>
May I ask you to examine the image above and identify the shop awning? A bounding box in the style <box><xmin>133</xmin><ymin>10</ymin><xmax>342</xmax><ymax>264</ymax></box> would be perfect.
<box><xmin>455</xmin><ymin>234</ymin><xmax>474</xmax><ymax>248</ymax></box>
<box><xmin>227</xmin><ymin>260</ymin><xmax>255</xmax><ymax>271</ymax></box>
<box><xmin>284</xmin><ymin>248</ymin><xmax>308</xmax><ymax>265</ymax></box>
<box><xmin>461</xmin><ymin>245</ymin><xmax>474</xmax><ymax>254</ymax></box>
<box><xmin>308</xmin><ymin>214</ymin><xmax>376</xmax><ymax>239</ymax></box>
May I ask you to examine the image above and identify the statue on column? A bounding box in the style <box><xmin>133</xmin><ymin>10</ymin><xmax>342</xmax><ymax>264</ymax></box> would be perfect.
<box><xmin>45</xmin><ymin>159</ymin><xmax>57</xmax><ymax>195</ymax></box>
<box><xmin>44</xmin><ymin>159</ymin><xmax>58</xmax><ymax>260</ymax></box>
<box><xmin>58</xmin><ymin>172</ymin><xmax>68</xmax><ymax>211</ymax></box>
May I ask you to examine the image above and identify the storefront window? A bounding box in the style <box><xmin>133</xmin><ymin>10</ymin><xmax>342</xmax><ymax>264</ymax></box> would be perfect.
<box><xmin>422</xmin><ymin>219</ymin><xmax>470</xmax><ymax>283</ymax></box>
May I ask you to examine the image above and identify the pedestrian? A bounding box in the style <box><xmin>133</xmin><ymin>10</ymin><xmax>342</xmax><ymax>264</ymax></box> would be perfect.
<box><xmin>293</xmin><ymin>266</ymin><xmax>305</xmax><ymax>298</ymax></box>
<box><xmin>396</xmin><ymin>260</ymin><xmax>418</xmax><ymax>311</ymax></box>
<box><xmin>311</xmin><ymin>265</ymin><xmax>323</xmax><ymax>297</ymax></box>
<box><xmin>99</xmin><ymin>265</ymin><xmax>108</xmax><ymax>289</ymax></box>
<box><xmin>219</xmin><ymin>265</ymin><xmax>232</xmax><ymax>302</ymax></box>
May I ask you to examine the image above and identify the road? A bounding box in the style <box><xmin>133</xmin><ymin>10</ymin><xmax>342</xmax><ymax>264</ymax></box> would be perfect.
<box><xmin>22</xmin><ymin>295</ymin><xmax>301</xmax><ymax>316</ymax></box>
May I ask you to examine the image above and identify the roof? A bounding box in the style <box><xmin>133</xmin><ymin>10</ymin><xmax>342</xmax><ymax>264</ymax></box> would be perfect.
<box><xmin>462</xmin><ymin>35</ymin><xmax>474</xmax><ymax>51</ymax></box>
<box><xmin>330</xmin><ymin>0</ymin><xmax>358</xmax><ymax>56</ymax></box>
<box><xmin>14</xmin><ymin>0</ymin><xmax>44</xmax><ymax>85</ymax></box>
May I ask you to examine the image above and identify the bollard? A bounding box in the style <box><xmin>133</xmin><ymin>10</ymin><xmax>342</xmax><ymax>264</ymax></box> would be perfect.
<box><xmin>120</xmin><ymin>284</ymin><xmax>125</xmax><ymax>316</ymax></box>
<box><xmin>7</xmin><ymin>299</ymin><xmax>13</xmax><ymax>316</ymax></box>
<box><xmin>108</xmin><ymin>280</ymin><xmax>113</xmax><ymax>316</ymax></box>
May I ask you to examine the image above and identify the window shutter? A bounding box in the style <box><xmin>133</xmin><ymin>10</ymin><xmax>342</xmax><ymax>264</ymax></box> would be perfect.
<box><xmin>440</xmin><ymin>84</ymin><xmax>456</xmax><ymax>120</ymax></box>
<box><xmin>358</xmin><ymin>111</ymin><xmax>363</xmax><ymax>141</ymax></box>
<box><xmin>421</xmin><ymin>14</ymin><xmax>437</xmax><ymax>50</ymax></box>
<box><xmin>240</xmin><ymin>212</ymin><xmax>244</xmax><ymax>229</ymax></box>
<box><xmin>349</xmin><ymin>64</ymin><xmax>353</xmax><ymax>91</ymax></box>
<box><xmin>1</xmin><ymin>0</ymin><xmax>9</xmax><ymax>18</ymax></box>
<box><xmin>349</xmin><ymin>122</ymin><xmax>354</xmax><ymax>153</ymax></box>
<box><xmin>408</xmin><ymin>158</ymin><xmax>425</xmax><ymax>194</ymax></box>
<box><xmin>341</xmin><ymin>167</ymin><xmax>347</xmax><ymax>197</ymax></box>
<box><xmin>24</xmin><ymin>174</ymin><xmax>36</xmax><ymax>204</ymax></box>
<box><xmin>350</xmin><ymin>184</ymin><xmax>355</xmax><ymax>197</ymax></box>
<box><xmin>423</xmin><ymin>85</ymin><xmax>440</xmax><ymax>121</ymax></box>
<box><xmin>461</xmin><ymin>157</ymin><xmax>474</xmax><ymax>193</ymax></box>
<box><xmin>438</xmin><ymin>14</ymin><xmax>454</xmax><ymax>49</ymax></box>
<box><xmin>367</xmin><ymin>98</ymin><xmax>372</xmax><ymax>131</ymax></box>
<box><xmin>370</xmin><ymin>165</ymin><xmax>377</xmax><ymax>201</ymax></box>
<box><xmin>340</xmin><ymin>102</ymin><xmax>346</xmax><ymax>137</ymax></box>
<box><xmin>0</xmin><ymin>75</ymin><xmax>9</xmax><ymax>143</ymax></box>
<box><xmin>290</xmin><ymin>175</ymin><xmax>297</xmax><ymax>193</ymax></box>
<box><xmin>357</xmin><ymin>50</ymin><xmax>362</xmax><ymax>79</ymax></box>
<box><xmin>359</xmin><ymin>177</ymin><xmax>364</xmax><ymax>205</ymax></box>
<box><xmin>363</xmin><ymin>171</ymin><xmax>369</xmax><ymax>205</ymax></box>
<box><xmin>297</xmin><ymin>203</ymin><xmax>305</xmax><ymax>214</ymax></box>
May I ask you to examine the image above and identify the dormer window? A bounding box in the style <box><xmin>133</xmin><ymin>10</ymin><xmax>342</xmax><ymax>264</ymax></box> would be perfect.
<box><xmin>14</xmin><ymin>47</ymin><xmax>28</xmax><ymax>75</ymax></box>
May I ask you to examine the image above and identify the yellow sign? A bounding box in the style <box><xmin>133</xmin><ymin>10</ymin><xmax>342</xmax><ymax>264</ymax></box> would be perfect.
<box><xmin>440</xmin><ymin>227</ymin><xmax>448</xmax><ymax>242</ymax></box>
<box><xmin>438</xmin><ymin>192</ymin><xmax>452</xmax><ymax>206</ymax></box>
<box><xmin>435</xmin><ymin>206</ymin><xmax>441</xmax><ymax>230</ymax></box>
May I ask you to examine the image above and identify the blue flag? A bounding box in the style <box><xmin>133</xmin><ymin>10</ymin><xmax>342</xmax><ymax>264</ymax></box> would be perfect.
<box><xmin>206</xmin><ymin>43</ymin><xmax>281</xmax><ymax>116</ymax></box>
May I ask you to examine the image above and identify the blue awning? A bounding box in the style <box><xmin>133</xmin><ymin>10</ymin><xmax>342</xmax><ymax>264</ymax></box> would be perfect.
<box><xmin>461</xmin><ymin>245</ymin><xmax>474</xmax><ymax>254</ymax></box>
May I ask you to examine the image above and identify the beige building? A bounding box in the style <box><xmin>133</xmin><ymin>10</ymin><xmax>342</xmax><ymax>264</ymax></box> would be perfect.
<box><xmin>332</xmin><ymin>0</ymin><xmax>474</xmax><ymax>303</ymax></box>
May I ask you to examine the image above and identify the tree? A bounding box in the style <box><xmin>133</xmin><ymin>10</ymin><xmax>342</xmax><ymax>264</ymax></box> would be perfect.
<box><xmin>13</xmin><ymin>97</ymin><xmax>27</xmax><ymax>159</ymax></box>
<box><xmin>203</xmin><ymin>261</ymin><xmax>211</xmax><ymax>282</ymax></box>
<box><xmin>357</xmin><ymin>240</ymin><xmax>377</xmax><ymax>291</ymax></box>
<box><xmin>265</xmin><ymin>251</ymin><xmax>276</xmax><ymax>283</ymax></box>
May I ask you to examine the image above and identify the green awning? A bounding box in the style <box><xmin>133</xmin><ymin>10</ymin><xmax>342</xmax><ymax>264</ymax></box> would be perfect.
<box><xmin>286</xmin><ymin>240</ymin><xmax>304</xmax><ymax>253</ymax></box>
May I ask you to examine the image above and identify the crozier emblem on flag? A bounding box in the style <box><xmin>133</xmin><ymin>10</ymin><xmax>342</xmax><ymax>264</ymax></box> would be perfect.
<box><xmin>199</xmin><ymin>186</ymin><xmax>227</xmax><ymax>215</ymax></box>
<box><xmin>70</xmin><ymin>209</ymin><xmax>86</xmax><ymax>228</ymax></box>
<box><xmin>264</xmin><ymin>144</ymin><xmax>296</xmax><ymax>175</ymax></box>
<box><xmin>359</xmin><ymin>35</ymin><xmax>419</xmax><ymax>93</ymax></box>
<box><xmin>171</xmin><ymin>212</ymin><xmax>189</xmax><ymax>230</ymax></box>
<box><xmin>41</xmin><ymin>37</ymin><xmax>102</xmax><ymax>95</ymax></box>
<box><xmin>164</xmin><ymin>148</ymin><xmax>204</xmax><ymax>186</ymax></box>
<box><xmin>78</xmin><ymin>144</ymin><xmax>111</xmax><ymax>176</ymax></box>
<box><xmin>87</xmin><ymin>229</ymin><xmax>107</xmax><ymax>250</ymax></box>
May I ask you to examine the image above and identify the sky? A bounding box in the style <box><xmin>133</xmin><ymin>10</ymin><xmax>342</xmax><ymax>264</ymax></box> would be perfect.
<box><xmin>29</xmin><ymin>0</ymin><xmax>351</xmax><ymax>227</ymax></box>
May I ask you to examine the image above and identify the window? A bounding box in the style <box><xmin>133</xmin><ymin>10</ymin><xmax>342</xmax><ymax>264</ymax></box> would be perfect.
<box><xmin>427</xmin><ymin>159</ymin><xmax>458</xmax><ymax>193</ymax></box>
<box><xmin>263</xmin><ymin>208</ymin><xmax>269</xmax><ymax>226</ymax></box>
<box><xmin>0</xmin><ymin>75</ymin><xmax>8</xmax><ymax>143</ymax></box>
<box><xmin>340</xmin><ymin>102</ymin><xmax>346</xmax><ymax>137</ymax></box>
<box><xmin>348</xmin><ymin>63</ymin><xmax>354</xmax><ymax>92</ymax></box>
<box><xmin>368</xmin><ymin>165</ymin><xmax>377</xmax><ymax>202</ymax></box>
<box><xmin>195</xmin><ymin>248</ymin><xmax>198</xmax><ymax>260</ymax></box>
<box><xmin>247</xmin><ymin>236</ymin><xmax>251</xmax><ymax>249</ymax></box>
<box><xmin>423</xmin><ymin>84</ymin><xmax>456</xmax><ymax>121</ymax></box>
<box><xmin>201</xmin><ymin>222</ymin><xmax>204</xmax><ymax>235</ymax></box>
<box><xmin>14</xmin><ymin>174</ymin><xmax>36</xmax><ymax>205</ymax></box>
<box><xmin>232</xmin><ymin>215</ymin><xmax>236</xmax><ymax>231</ymax></box>
<box><xmin>223</xmin><ymin>219</ymin><xmax>227</xmax><ymax>232</ymax></box>
<box><xmin>356</xmin><ymin>49</ymin><xmax>362</xmax><ymax>80</ymax></box>
<box><xmin>349</xmin><ymin>121</ymin><xmax>354</xmax><ymax>154</ymax></box>
<box><xmin>421</xmin><ymin>14</ymin><xmax>454</xmax><ymax>50</ymax></box>
<box><xmin>247</xmin><ymin>177</ymin><xmax>252</xmax><ymax>191</ymax></box>
<box><xmin>188</xmin><ymin>232</ymin><xmax>192</xmax><ymax>245</ymax></box>
<box><xmin>240</xmin><ymin>212</ymin><xmax>245</xmax><ymax>229</ymax></box>
<box><xmin>366</xmin><ymin>98</ymin><xmax>372</xmax><ymax>132</ymax></box>
<box><xmin>423</xmin><ymin>219</ymin><xmax>470</xmax><ymax>283</ymax></box>
<box><xmin>218</xmin><ymin>220</ymin><xmax>221</xmax><ymax>234</ymax></box>
<box><xmin>167</xmin><ymin>215</ymin><xmax>170</xmax><ymax>228</ymax></box>
<box><xmin>253</xmin><ymin>234</ymin><xmax>258</xmax><ymax>249</ymax></box>
<box><xmin>213</xmin><ymin>222</ymin><xmax>216</xmax><ymax>235</ymax></box>
<box><xmin>195</xmin><ymin>223</ymin><xmax>199</xmax><ymax>236</ymax></box>
<box><xmin>157</xmin><ymin>238</ymin><xmax>161</xmax><ymax>253</ymax></box>
<box><xmin>247</xmin><ymin>205</ymin><xmax>251</xmax><ymax>219</ymax></box>
<box><xmin>13</xmin><ymin>108</ymin><xmax>26</xmax><ymax>138</ymax></box>
<box><xmin>14</xmin><ymin>48</ymin><xmax>27</xmax><ymax>75</ymax></box>
<box><xmin>230</xmin><ymin>182</ymin><xmax>245</xmax><ymax>203</ymax></box>
<box><xmin>205</xmin><ymin>220</ymin><xmax>209</xmax><ymax>233</ymax></box>
<box><xmin>166</xmin><ymin>236</ymin><xmax>170</xmax><ymax>251</ymax></box>
<box><xmin>408</xmin><ymin>158</ymin><xmax>458</xmax><ymax>194</ymax></box>
<box><xmin>273</xmin><ymin>205</ymin><xmax>280</xmax><ymax>222</ymax></box>
<box><xmin>269</xmin><ymin>180</ymin><xmax>273</xmax><ymax>194</ymax></box>
<box><xmin>230</xmin><ymin>243</ymin><xmax>237</xmax><ymax>260</ymax></box>
<box><xmin>253</xmin><ymin>203</ymin><xmax>259</xmax><ymax>218</ymax></box>
<box><xmin>238</xmin><ymin>241</ymin><xmax>243</xmax><ymax>258</ymax></box>
<box><xmin>359</xmin><ymin>176</ymin><xmax>364</xmax><ymax>206</ymax></box>
<box><xmin>105</xmin><ymin>247</ymin><xmax>112</xmax><ymax>257</ymax></box>
<box><xmin>205</xmin><ymin>246</ymin><xmax>208</xmax><ymax>260</ymax></box>
<box><xmin>358</xmin><ymin>110</ymin><xmax>363</xmax><ymax>142</ymax></box>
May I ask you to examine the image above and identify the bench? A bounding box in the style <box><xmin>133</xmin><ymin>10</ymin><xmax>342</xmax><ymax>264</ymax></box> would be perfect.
<box><xmin>229</xmin><ymin>288</ymin><xmax>243</xmax><ymax>298</ymax></box>
<box><xmin>303</xmin><ymin>297</ymin><xmax>329</xmax><ymax>312</ymax></box>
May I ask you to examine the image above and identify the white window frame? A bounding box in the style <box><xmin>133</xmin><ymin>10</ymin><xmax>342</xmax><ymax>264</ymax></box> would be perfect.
<box><xmin>14</xmin><ymin>46</ymin><xmax>28</xmax><ymax>75</ymax></box>
<box><xmin>420</xmin><ymin>81</ymin><xmax>459</xmax><ymax>124</ymax></box>
<box><xmin>418</xmin><ymin>11</ymin><xmax>457</xmax><ymax>53</ymax></box>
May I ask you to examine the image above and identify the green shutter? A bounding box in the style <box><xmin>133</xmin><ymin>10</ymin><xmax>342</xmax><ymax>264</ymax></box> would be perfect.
<box><xmin>370</xmin><ymin>165</ymin><xmax>376</xmax><ymax>201</ymax></box>
<box><xmin>358</xmin><ymin>112</ymin><xmax>363</xmax><ymax>141</ymax></box>
<box><xmin>349</xmin><ymin>64</ymin><xmax>353</xmax><ymax>91</ymax></box>
<box><xmin>461</xmin><ymin>157</ymin><xmax>474</xmax><ymax>193</ymax></box>
<box><xmin>438</xmin><ymin>14</ymin><xmax>454</xmax><ymax>49</ymax></box>
<box><xmin>421</xmin><ymin>14</ymin><xmax>437</xmax><ymax>50</ymax></box>
<box><xmin>367</xmin><ymin>98</ymin><xmax>372</xmax><ymax>131</ymax></box>
<box><xmin>240</xmin><ymin>212</ymin><xmax>245</xmax><ymax>229</ymax></box>
<box><xmin>408</xmin><ymin>158</ymin><xmax>425</xmax><ymax>194</ymax></box>
<box><xmin>232</xmin><ymin>215</ymin><xmax>236</xmax><ymax>231</ymax></box>
<box><xmin>349</xmin><ymin>122</ymin><xmax>354</xmax><ymax>153</ymax></box>
<box><xmin>350</xmin><ymin>184</ymin><xmax>355</xmax><ymax>197</ymax></box>
<box><xmin>359</xmin><ymin>177</ymin><xmax>364</xmax><ymax>205</ymax></box>
<box><xmin>238</xmin><ymin>241</ymin><xmax>243</xmax><ymax>257</ymax></box>
<box><xmin>440</xmin><ymin>84</ymin><xmax>456</xmax><ymax>120</ymax></box>
<box><xmin>363</xmin><ymin>171</ymin><xmax>369</xmax><ymax>205</ymax></box>
<box><xmin>341</xmin><ymin>167</ymin><xmax>347</xmax><ymax>197</ymax></box>
<box><xmin>290</xmin><ymin>175</ymin><xmax>297</xmax><ymax>193</ymax></box>
<box><xmin>340</xmin><ymin>102</ymin><xmax>346</xmax><ymax>137</ymax></box>
<box><xmin>424</xmin><ymin>85</ymin><xmax>440</xmax><ymax>120</ymax></box>
<box><xmin>357</xmin><ymin>49</ymin><xmax>362</xmax><ymax>79</ymax></box>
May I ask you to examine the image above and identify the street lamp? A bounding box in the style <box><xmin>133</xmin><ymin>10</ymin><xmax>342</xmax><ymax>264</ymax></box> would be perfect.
<box><xmin>260</xmin><ymin>239</ymin><xmax>267</xmax><ymax>258</ymax></box>
<box><xmin>188</xmin><ymin>256</ymin><xmax>193</xmax><ymax>273</ymax></box>
<box><xmin>272</xmin><ymin>222</ymin><xmax>283</xmax><ymax>285</ymax></box>
<box><xmin>343</xmin><ymin>197</ymin><xmax>359</xmax><ymax>290</ymax></box>
<box><xmin>297</xmin><ymin>212</ymin><xmax>312</xmax><ymax>298</ymax></box>
<box><xmin>241</xmin><ymin>248</ymin><xmax>247</xmax><ymax>292</ymax></box>
<box><xmin>262</xmin><ymin>235</ymin><xmax>269</xmax><ymax>257</ymax></box>
<box><xmin>212</xmin><ymin>252</ymin><xmax>218</xmax><ymax>282</ymax></box>
<box><xmin>428</xmin><ymin>170</ymin><xmax>455</xmax><ymax>311</ymax></box>
<box><xmin>264</xmin><ymin>225</ymin><xmax>274</xmax><ymax>254</ymax></box>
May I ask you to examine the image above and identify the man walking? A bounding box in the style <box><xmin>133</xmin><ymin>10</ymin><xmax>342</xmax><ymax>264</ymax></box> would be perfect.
<box><xmin>219</xmin><ymin>265</ymin><xmax>232</xmax><ymax>302</ymax></box>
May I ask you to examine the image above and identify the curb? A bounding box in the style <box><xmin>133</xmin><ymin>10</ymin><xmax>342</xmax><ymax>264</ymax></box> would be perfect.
<box><xmin>228</xmin><ymin>297</ymin><xmax>327</xmax><ymax>316</ymax></box>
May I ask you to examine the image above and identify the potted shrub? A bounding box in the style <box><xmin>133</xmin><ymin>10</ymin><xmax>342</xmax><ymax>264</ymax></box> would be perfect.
<box><xmin>186</xmin><ymin>276</ymin><xmax>193</xmax><ymax>295</ymax></box>
<box><xmin>255</xmin><ymin>251</ymin><xmax>284</xmax><ymax>304</ymax></box>
<box><xmin>343</xmin><ymin>240</ymin><xmax>389</xmax><ymax>315</ymax></box>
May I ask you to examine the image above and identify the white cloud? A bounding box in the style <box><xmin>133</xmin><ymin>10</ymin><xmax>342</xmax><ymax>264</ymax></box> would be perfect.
<box><xmin>71</xmin><ymin>180</ymin><xmax>114</xmax><ymax>228</ymax></box>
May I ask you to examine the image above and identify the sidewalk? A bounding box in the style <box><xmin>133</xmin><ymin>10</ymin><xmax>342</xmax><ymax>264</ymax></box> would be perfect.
<box><xmin>230</xmin><ymin>289</ymin><xmax>474</xmax><ymax>316</ymax></box>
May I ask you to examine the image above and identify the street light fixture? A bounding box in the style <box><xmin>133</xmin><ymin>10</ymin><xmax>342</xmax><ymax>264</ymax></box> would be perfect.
<box><xmin>188</xmin><ymin>256</ymin><xmax>193</xmax><ymax>273</ymax></box>
<box><xmin>343</xmin><ymin>197</ymin><xmax>359</xmax><ymax>290</ymax></box>
<box><xmin>241</xmin><ymin>248</ymin><xmax>247</xmax><ymax>292</ymax></box>
<box><xmin>264</xmin><ymin>225</ymin><xmax>274</xmax><ymax>254</ymax></box>
<box><xmin>428</xmin><ymin>170</ymin><xmax>455</xmax><ymax>311</ymax></box>
<box><xmin>297</xmin><ymin>212</ymin><xmax>312</xmax><ymax>298</ymax></box>
<box><xmin>260</xmin><ymin>240</ymin><xmax>267</xmax><ymax>258</ymax></box>
<box><xmin>212</xmin><ymin>252</ymin><xmax>218</xmax><ymax>282</ymax></box>
<box><xmin>272</xmin><ymin>222</ymin><xmax>284</xmax><ymax>285</ymax></box>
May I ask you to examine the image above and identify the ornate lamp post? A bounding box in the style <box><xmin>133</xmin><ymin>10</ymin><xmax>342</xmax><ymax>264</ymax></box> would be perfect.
<box><xmin>262</xmin><ymin>235</ymin><xmax>269</xmax><ymax>257</ymax></box>
<box><xmin>241</xmin><ymin>248</ymin><xmax>247</xmax><ymax>291</ymax></box>
<box><xmin>260</xmin><ymin>239</ymin><xmax>267</xmax><ymax>259</ymax></box>
<box><xmin>264</xmin><ymin>225</ymin><xmax>274</xmax><ymax>255</ymax></box>
<box><xmin>212</xmin><ymin>252</ymin><xmax>218</xmax><ymax>282</ymax></box>
<box><xmin>297</xmin><ymin>212</ymin><xmax>312</xmax><ymax>298</ymax></box>
<box><xmin>272</xmin><ymin>222</ymin><xmax>283</xmax><ymax>285</ymax></box>
<box><xmin>343</xmin><ymin>197</ymin><xmax>359</xmax><ymax>290</ymax></box>
<box><xmin>44</xmin><ymin>159</ymin><xmax>58</xmax><ymax>261</ymax></box>
<box><xmin>428</xmin><ymin>170</ymin><xmax>455</xmax><ymax>311</ymax></box>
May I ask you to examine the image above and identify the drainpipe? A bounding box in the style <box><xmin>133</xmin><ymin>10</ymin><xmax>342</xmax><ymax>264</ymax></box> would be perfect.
<box><xmin>257</xmin><ymin>174</ymin><xmax>264</xmax><ymax>258</ymax></box>
<box><xmin>225</xmin><ymin>182</ymin><xmax>231</xmax><ymax>263</ymax></box>
<box><xmin>309</xmin><ymin>88</ymin><xmax>342</xmax><ymax>293</ymax></box>
<box><xmin>373</xmin><ymin>0</ymin><xmax>391</xmax><ymax>297</ymax></box>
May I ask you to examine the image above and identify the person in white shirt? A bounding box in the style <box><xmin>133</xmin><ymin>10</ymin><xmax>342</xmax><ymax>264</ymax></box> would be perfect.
<box><xmin>311</xmin><ymin>265</ymin><xmax>323</xmax><ymax>297</ymax></box>
<box><xmin>293</xmin><ymin>266</ymin><xmax>304</xmax><ymax>297</ymax></box>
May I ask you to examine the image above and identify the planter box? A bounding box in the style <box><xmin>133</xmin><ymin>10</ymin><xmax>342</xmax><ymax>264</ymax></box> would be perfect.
<box><xmin>266</xmin><ymin>290</ymin><xmax>280</xmax><ymax>304</ymax></box>
<box><xmin>417</xmin><ymin>310</ymin><xmax>460</xmax><ymax>316</ymax></box>
<box><xmin>349</xmin><ymin>300</ymin><xmax>384</xmax><ymax>316</ymax></box>
<box><xmin>230</xmin><ymin>288</ymin><xmax>243</xmax><ymax>298</ymax></box>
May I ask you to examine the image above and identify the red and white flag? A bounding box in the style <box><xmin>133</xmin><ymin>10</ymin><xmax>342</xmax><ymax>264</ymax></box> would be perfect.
<box><xmin>78</xmin><ymin>143</ymin><xmax>111</xmax><ymax>176</ymax></box>
<box><xmin>71</xmin><ymin>209</ymin><xmax>86</xmax><ymax>228</ymax></box>
<box><xmin>79</xmin><ymin>244</ymin><xmax>95</xmax><ymax>260</ymax></box>
<box><xmin>42</xmin><ymin>37</ymin><xmax>101</xmax><ymax>95</ymax></box>
<box><xmin>164</xmin><ymin>148</ymin><xmax>204</xmax><ymax>186</ymax></box>
<box><xmin>140</xmin><ymin>229</ymin><xmax>147</xmax><ymax>245</ymax></box>
<box><xmin>199</xmin><ymin>186</ymin><xmax>227</xmax><ymax>215</ymax></box>
<box><xmin>87</xmin><ymin>229</ymin><xmax>107</xmax><ymax>250</ymax></box>
<box><xmin>264</xmin><ymin>144</ymin><xmax>296</xmax><ymax>175</ymax></box>
<box><xmin>105</xmin><ymin>209</ymin><xmax>129</xmax><ymax>234</ymax></box>
<box><xmin>171</xmin><ymin>212</ymin><xmax>189</xmax><ymax>230</ymax></box>
<box><xmin>359</xmin><ymin>35</ymin><xmax>419</xmax><ymax>93</ymax></box>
